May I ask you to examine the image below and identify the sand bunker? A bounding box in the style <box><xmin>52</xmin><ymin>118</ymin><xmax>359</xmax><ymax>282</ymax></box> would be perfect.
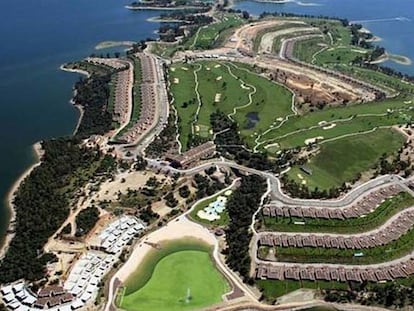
<box><xmin>194</xmin><ymin>125</ymin><xmax>200</xmax><ymax>132</ymax></box>
<box><xmin>301</xmin><ymin>180</ymin><xmax>307</xmax><ymax>185</ymax></box>
<box><xmin>214</xmin><ymin>64</ymin><xmax>221</xmax><ymax>68</ymax></box>
<box><xmin>265</xmin><ymin>143</ymin><xmax>280</xmax><ymax>149</ymax></box>
<box><xmin>170</xmin><ymin>67</ymin><xmax>176</xmax><ymax>72</ymax></box>
<box><xmin>216</xmin><ymin>76</ymin><xmax>222</xmax><ymax>81</ymax></box>
<box><xmin>181</xmin><ymin>67</ymin><xmax>188</xmax><ymax>71</ymax></box>
<box><xmin>404</xmin><ymin>100</ymin><xmax>412</xmax><ymax>104</ymax></box>
<box><xmin>351</xmin><ymin>49</ymin><xmax>367</xmax><ymax>54</ymax></box>
<box><xmin>173</xmin><ymin>78</ymin><xmax>179</xmax><ymax>84</ymax></box>
<box><xmin>323</xmin><ymin>123</ymin><xmax>336</xmax><ymax>130</ymax></box>
<box><xmin>305</xmin><ymin>136</ymin><xmax>324</xmax><ymax>145</ymax></box>
<box><xmin>318</xmin><ymin>121</ymin><xmax>327</xmax><ymax>126</ymax></box>
<box><xmin>297</xmin><ymin>173</ymin><xmax>303</xmax><ymax>180</ymax></box>
<box><xmin>276</xmin><ymin>117</ymin><xmax>284</xmax><ymax>122</ymax></box>
<box><xmin>214</xmin><ymin>93</ymin><xmax>222</xmax><ymax>102</ymax></box>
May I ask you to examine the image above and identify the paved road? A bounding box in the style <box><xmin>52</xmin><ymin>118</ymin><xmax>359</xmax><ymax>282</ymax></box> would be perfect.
<box><xmin>146</xmin><ymin>157</ymin><xmax>403</xmax><ymax>209</ymax></box>
<box><xmin>101</xmin><ymin>42</ymin><xmax>414</xmax><ymax>310</ymax></box>
<box><xmin>257</xmin><ymin>205</ymin><xmax>414</xmax><ymax>240</ymax></box>
<box><xmin>255</xmin><ymin>248</ymin><xmax>414</xmax><ymax>270</ymax></box>
<box><xmin>269</xmin><ymin>174</ymin><xmax>402</xmax><ymax>207</ymax></box>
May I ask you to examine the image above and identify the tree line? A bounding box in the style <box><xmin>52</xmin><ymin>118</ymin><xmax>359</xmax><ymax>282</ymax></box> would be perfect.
<box><xmin>75</xmin><ymin>206</ymin><xmax>100</xmax><ymax>237</ymax></box>
<box><xmin>73</xmin><ymin>73</ymin><xmax>114</xmax><ymax>138</ymax></box>
<box><xmin>224</xmin><ymin>175</ymin><xmax>266</xmax><ymax>280</ymax></box>
<box><xmin>210</xmin><ymin>111</ymin><xmax>294</xmax><ymax>172</ymax></box>
<box><xmin>0</xmin><ymin>138</ymin><xmax>103</xmax><ymax>283</ymax></box>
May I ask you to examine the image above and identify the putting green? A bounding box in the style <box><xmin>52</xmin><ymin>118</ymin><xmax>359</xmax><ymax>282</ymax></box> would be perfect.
<box><xmin>120</xmin><ymin>249</ymin><xmax>229</xmax><ymax>311</ymax></box>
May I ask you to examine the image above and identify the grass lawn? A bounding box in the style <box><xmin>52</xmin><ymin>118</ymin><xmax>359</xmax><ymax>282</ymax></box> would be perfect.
<box><xmin>115</xmin><ymin>56</ymin><xmax>142</xmax><ymax>138</ymax></box>
<box><xmin>286</xmin><ymin>128</ymin><xmax>405</xmax><ymax>190</ymax></box>
<box><xmin>186</xmin><ymin>15</ymin><xmax>243</xmax><ymax>50</ymax></box>
<box><xmin>169</xmin><ymin>61</ymin><xmax>293</xmax><ymax>149</ymax></box>
<box><xmin>121</xmin><ymin>239</ymin><xmax>229</xmax><ymax>311</ymax></box>
<box><xmin>150</xmin><ymin>42</ymin><xmax>179</xmax><ymax>58</ymax></box>
<box><xmin>259</xmin><ymin>97</ymin><xmax>413</xmax><ymax>151</ymax></box>
<box><xmin>260</xmin><ymin>192</ymin><xmax>414</xmax><ymax>233</ymax></box>
<box><xmin>252</xmin><ymin>22</ymin><xmax>310</xmax><ymax>52</ymax></box>
<box><xmin>64</xmin><ymin>61</ymin><xmax>113</xmax><ymax>76</ymax></box>
<box><xmin>270</xmin><ymin>223</ymin><xmax>414</xmax><ymax>265</ymax></box>
<box><xmin>331</xmin><ymin>64</ymin><xmax>414</xmax><ymax>95</ymax></box>
<box><xmin>188</xmin><ymin>186</ymin><xmax>233</xmax><ymax>226</ymax></box>
<box><xmin>314</xmin><ymin>47</ymin><xmax>367</xmax><ymax>65</ymax></box>
<box><xmin>256</xmin><ymin>279</ymin><xmax>347</xmax><ymax>301</ymax></box>
<box><xmin>309</xmin><ymin>19</ymin><xmax>352</xmax><ymax>45</ymax></box>
<box><xmin>227</xmin><ymin>63</ymin><xmax>293</xmax><ymax>143</ymax></box>
<box><xmin>293</xmin><ymin>37</ymin><xmax>328</xmax><ymax>63</ymax></box>
<box><xmin>169</xmin><ymin>63</ymin><xmax>198</xmax><ymax>150</ymax></box>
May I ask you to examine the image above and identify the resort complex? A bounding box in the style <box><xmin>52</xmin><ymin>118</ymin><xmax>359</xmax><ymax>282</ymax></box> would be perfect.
<box><xmin>1</xmin><ymin>217</ymin><xmax>145</xmax><ymax>311</ymax></box>
<box><xmin>3</xmin><ymin>2</ymin><xmax>414</xmax><ymax>311</ymax></box>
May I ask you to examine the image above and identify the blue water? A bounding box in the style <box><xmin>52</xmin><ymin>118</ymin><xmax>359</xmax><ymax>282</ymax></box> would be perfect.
<box><xmin>1</xmin><ymin>0</ymin><xmax>414</xmax><ymax>243</ymax></box>
<box><xmin>0</xmin><ymin>0</ymin><xmax>163</xmax><ymax>243</ymax></box>
<box><xmin>234</xmin><ymin>0</ymin><xmax>414</xmax><ymax>74</ymax></box>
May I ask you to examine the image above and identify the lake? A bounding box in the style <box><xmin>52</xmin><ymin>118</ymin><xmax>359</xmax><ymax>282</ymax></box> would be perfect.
<box><xmin>0</xmin><ymin>0</ymin><xmax>162</xmax><ymax>245</ymax></box>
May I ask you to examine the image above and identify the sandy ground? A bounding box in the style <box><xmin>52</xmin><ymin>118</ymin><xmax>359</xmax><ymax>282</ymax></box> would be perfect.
<box><xmin>305</xmin><ymin>136</ymin><xmax>324</xmax><ymax>145</ymax></box>
<box><xmin>115</xmin><ymin>216</ymin><xmax>216</xmax><ymax>282</ymax></box>
<box><xmin>259</xmin><ymin>27</ymin><xmax>317</xmax><ymax>54</ymax></box>
<box><xmin>43</xmin><ymin>170</ymin><xmax>156</xmax><ymax>254</ymax></box>
<box><xmin>93</xmin><ymin>170</ymin><xmax>157</xmax><ymax>202</ymax></box>
<box><xmin>60</xmin><ymin>64</ymin><xmax>91</xmax><ymax>78</ymax></box>
<box><xmin>0</xmin><ymin>142</ymin><xmax>43</xmax><ymax>259</ymax></box>
<box><xmin>277</xmin><ymin>288</ymin><xmax>316</xmax><ymax>304</ymax></box>
<box><xmin>323</xmin><ymin>123</ymin><xmax>336</xmax><ymax>130</ymax></box>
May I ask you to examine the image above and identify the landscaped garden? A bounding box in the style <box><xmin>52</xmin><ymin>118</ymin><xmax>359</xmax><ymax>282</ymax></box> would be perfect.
<box><xmin>120</xmin><ymin>239</ymin><xmax>229</xmax><ymax>311</ymax></box>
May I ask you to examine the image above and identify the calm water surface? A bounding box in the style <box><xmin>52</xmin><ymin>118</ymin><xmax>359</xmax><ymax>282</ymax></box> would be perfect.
<box><xmin>234</xmin><ymin>0</ymin><xmax>414</xmax><ymax>74</ymax></box>
<box><xmin>0</xmin><ymin>0</ymin><xmax>162</xmax><ymax>244</ymax></box>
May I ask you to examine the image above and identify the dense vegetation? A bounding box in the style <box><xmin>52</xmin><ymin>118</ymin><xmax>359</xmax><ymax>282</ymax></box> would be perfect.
<box><xmin>224</xmin><ymin>175</ymin><xmax>266</xmax><ymax>279</ymax></box>
<box><xmin>73</xmin><ymin>73</ymin><xmax>114</xmax><ymax>138</ymax></box>
<box><xmin>0</xmin><ymin>138</ymin><xmax>102</xmax><ymax>283</ymax></box>
<box><xmin>211</xmin><ymin>111</ymin><xmax>293</xmax><ymax>172</ymax></box>
<box><xmin>75</xmin><ymin>206</ymin><xmax>100</xmax><ymax>237</ymax></box>
<box><xmin>66</xmin><ymin>61</ymin><xmax>127</xmax><ymax>138</ymax></box>
<box><xmin>193</xmin><ymin>173</ymin><xmax>225</xmax><ymax>200</ymax></box>
<box><xmin>324</xmin><ymin>278</ymin><xmax>414</xmax><ymax>309</ymax></box>
<box><xmin>146</xmin><ymin>109</ymin><xmax>178</xmax><ymax>158</ymax></box>
<box><xmin>260</xmin><ymin>192</ymin><xmax>414</xmax><ymax>234</ymax></box>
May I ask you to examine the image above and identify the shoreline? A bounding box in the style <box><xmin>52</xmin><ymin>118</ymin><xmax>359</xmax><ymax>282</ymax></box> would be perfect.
<box><xmin>72</xmin><ymin>102</ymin><xmax>84</xmax><ymax>136</ymax></box>
<box><xmin>146</xmin><ymin>16</ymin><xmax>188</xmax><ymax>23</ymax></box>
<box><xmin>59</xmin><ymin>64</ymin><xmax>91</xmax><ymax>78</ymax></box>
<box><xmin>125</xmin><ymin>5</ymin><xmax>205</xmax><ymax>10</ymax></box>
<box><xmin>251</xmin><ymin>0</ymin><xmax>291</xmax><ymax>3</ymax></box>
<box><xmin>95</xmin><ymin>40</ymin><xmax>136</xmax><ymax>50</ymax></box>
<box><xmin>1</xmin><ymin>64</ymin><xmax>87</xmax><ymax>259</ymax></box>
<box><xmin>0</xmin><ymin>143</ymin><xmax>43</xmax><ymax>260</ymax></box>
<box><xmin>371</xmin><ymin>52</ymin><xmax>412</xmax><ymax>66</ymax></box>
<box><xmin>60</xmin><ymin>63</ymin><xmax>90</xmax><ymax>136</ymax></box>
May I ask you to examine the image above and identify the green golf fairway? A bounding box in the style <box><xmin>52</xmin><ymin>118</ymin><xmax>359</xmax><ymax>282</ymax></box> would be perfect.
<box><xmin>121</xmin><ymin>250</ymin><xmax>229</xmax><ymax>311</ymax></box>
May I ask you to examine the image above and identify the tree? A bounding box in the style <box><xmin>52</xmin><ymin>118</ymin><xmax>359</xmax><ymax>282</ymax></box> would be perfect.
<box><xmin>178</xmin><ymin>185</ymin><xmax>191</xmax><ymax>198</ymax></box>
<box><xmin>242</xmin><ymin>11</ymin><xmax>250</xmax><ymax>19</ymax></box>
